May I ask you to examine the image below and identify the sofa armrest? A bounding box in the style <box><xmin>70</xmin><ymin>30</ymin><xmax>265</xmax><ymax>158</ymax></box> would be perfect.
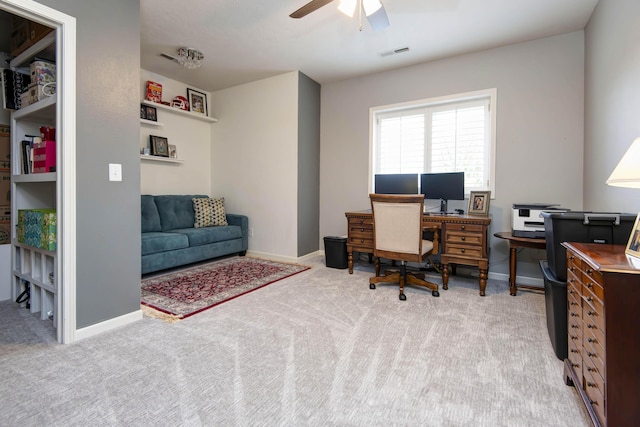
<box><xmin>226</xmin><ymin>214</ymin><xmax>249</xmax><ymax>251</ymax></box>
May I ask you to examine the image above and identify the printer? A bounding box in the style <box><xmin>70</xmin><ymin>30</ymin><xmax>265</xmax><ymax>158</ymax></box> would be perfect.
<box><xmin>512</xmin><ymin>203</ymin><xmax>567</xmax><ymax>238</ymax></box>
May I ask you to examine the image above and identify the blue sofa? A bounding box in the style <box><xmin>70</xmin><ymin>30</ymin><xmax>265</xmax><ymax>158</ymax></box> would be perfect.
<box><xmin>141</xmin><ymin>195</ymin><xmax>248</xmax><ymax>274</ymax></box>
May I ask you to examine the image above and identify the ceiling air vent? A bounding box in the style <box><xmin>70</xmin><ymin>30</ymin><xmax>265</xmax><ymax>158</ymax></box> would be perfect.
<box><xmin>379</xmin><ymin>47</ymin><xmax>410</xmax><ymax>58</ymax></box>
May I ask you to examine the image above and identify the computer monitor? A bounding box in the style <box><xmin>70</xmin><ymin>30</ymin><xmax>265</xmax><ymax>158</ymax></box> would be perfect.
<box><xmin>420</xmin><ymin>172</ymin><xmax>465</xmax><ymax>213</ymax></box>
<box><xmin>374</xmin><ymin>174</ymin><xmax>419</xmax><ymax>194</ymax></box>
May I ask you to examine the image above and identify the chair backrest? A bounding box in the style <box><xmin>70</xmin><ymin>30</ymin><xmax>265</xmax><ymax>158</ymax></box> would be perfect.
<box><xmin>370</xmin><ymin>194</ymin><xmax>424</xmax><ymax>259</ymax></box>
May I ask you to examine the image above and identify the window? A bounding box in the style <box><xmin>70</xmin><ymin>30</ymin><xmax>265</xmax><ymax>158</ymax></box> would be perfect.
<box><xmin>370</xmin><ymin>89</ymin><xmax>496</xmax><ymax>195</ymax></box>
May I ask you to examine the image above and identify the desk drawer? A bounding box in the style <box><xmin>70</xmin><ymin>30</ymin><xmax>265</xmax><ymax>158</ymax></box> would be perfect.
<box><xmin>445</xmin><ymin>244</ymin><xmax>483</xmax><ymax>258</ymax></box>
<box><xmin>447</xmin><ymin>223</ymin><xmax>484</xmax><ymax>233</ymax></box>
<box><xmin>446</xmin><ymin>231</ymin><xmax>483</xmax><ymax>246</ymax></box>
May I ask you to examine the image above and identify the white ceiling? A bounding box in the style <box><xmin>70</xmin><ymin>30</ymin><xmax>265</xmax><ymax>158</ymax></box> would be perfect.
<box><xmin>142</xmin><ymin>0</ymin><xmax>598</xmax><ymax>92</ymax></box>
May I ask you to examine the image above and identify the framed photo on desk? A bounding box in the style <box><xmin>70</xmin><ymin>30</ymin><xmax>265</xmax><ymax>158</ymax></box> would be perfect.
<box><xmin>625</xmin><ymin>212</ymin><xmax>640</xmax><ymax>259</ymax></box>
<box><xmin>468</xmin><ymin>191</ymin><xmax>491</xmax><ymax>215</ymax></box>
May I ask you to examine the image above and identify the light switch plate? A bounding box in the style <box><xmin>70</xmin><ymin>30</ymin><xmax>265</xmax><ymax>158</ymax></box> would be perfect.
<box><xmin>108</xmin><ymin>163</ymin><xmax>122</xmax><ymax>181</ymax></box>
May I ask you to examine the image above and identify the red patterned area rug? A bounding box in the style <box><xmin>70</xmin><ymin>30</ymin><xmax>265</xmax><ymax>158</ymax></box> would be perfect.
<box><xmin>141</xmin><ymin>257</ymin><xmax>310</xmax><ymax>320</ymax></box>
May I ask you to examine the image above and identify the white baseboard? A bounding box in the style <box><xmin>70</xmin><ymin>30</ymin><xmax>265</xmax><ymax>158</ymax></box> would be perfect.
<box><xmin>246</xmin><ymin>250</ymin><xmax>322</xmax><ymax>264</ymax></box>
<box><xmin>74</xmin><ymin>309</ymin><xmax>143</xmax><ymax>341</ymax></box>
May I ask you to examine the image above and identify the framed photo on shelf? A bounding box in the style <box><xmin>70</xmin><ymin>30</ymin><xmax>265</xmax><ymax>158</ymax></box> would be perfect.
<box><xmin>625</xmin><ymin>212</ymin><xmax>640</xmax><ymax>259</ymax></box>
<box><xmin>168</xmin><ymin>144</ymin><xmax>177</xmax><ymax>159</ymax></box>
<box><xmin>187</xmin><ymin>88</ymin><xmax>208</xmax><ymax>116</ymax></box>
<box><xmin>144</xmin><ymin>105</ymin><xmax>157</xmax><ymax>121</ymax></box>
<box><xmin>140</xmin><ymin>104</ymin><xmax>146</xmax><ymax>120</ymax></box>
<box><xmin>468</xmin><ymin>191</ymin><xmax>491</xmax><ymax>215</ymax></box>
<box><xmin>150</xmin><ymin>135</ymin><xmax>169</xmax><ymax>157</ymax></box>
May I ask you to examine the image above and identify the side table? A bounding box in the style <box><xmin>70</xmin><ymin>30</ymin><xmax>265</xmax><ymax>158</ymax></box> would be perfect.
<box><xmin>493</xmin><ymin>231</ymin><xmax>546</xmax><ymax>296</ymax></box>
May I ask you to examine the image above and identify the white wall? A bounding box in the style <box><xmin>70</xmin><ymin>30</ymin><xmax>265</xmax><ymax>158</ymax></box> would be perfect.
<box><xmin>584</xmin><ymin>0</ymin><xmax>640</xmax><ymax>213</ymax></box>
<box><xmin>320</xmin><ymin>32</ymin><xmax>585</xmax><ymax>280</ymax></box>
<box><xmin>212</xmin><ymin>72</ymin><xmax>299</xmax><ymax>258</ymax></box>
<box><xmin>140</xmin><ymin>70</ymin><xmax>212</xmax><ymax>196</ymax></box>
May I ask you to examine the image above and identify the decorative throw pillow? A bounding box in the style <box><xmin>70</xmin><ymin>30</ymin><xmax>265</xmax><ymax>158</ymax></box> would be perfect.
<box><xmin>192</xmin><ymin>197</ymin><xmax>228</xmax><ymax>228</ymax></box>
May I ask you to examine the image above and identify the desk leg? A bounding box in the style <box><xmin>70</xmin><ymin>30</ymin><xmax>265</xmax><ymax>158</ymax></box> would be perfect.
<box><xmin>442</xmin><ymin>264</ymin><xmax>449</xmax><ymax>290</ymax></box>
<box><xmin>479</xmin><ymin>261</ymin><xmax>488</xmax><ymax>296</ymax></box>
<box><xmin>348</xmin><ymin>250</ymin><xmax>354</xmax><ymax>274</ymax></box>
<box><xmin>509</xmin><ymin>246</ymin><xmax>517</xmax><ymax>296</ymax></box>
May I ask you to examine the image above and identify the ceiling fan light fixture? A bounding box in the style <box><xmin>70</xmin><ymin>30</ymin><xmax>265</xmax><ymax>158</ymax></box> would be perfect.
<box><xmin>338</xmin><ymin>0</ymin><xmax>357</xmax><ymax>17</ymax></box>
<box><xmin>362</xmin><ymin>0</ymin><xmax>382</xmax><ymax>16</ymax></box>
<box><xmin>177</xmin><ymin>47</ymin><xmax>204</xmax><ymax>69</ymax></box>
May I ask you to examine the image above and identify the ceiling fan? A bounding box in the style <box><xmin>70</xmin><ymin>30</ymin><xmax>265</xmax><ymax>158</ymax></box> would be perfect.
<box><xmin>290</xmin><ymin>0</ymin><xmax>390</xmax><ymax>31</ymax></box>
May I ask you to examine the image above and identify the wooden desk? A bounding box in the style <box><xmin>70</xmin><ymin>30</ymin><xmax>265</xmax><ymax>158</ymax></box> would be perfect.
<box><xmin>493</xmin><ymin>231</ymin><xmax>546</xmax><ymax>296</ymax></box>
<box><xmin>345</xmin><ymin>210</ymin><xmax>491</xmax><ymax>296</ymax></box>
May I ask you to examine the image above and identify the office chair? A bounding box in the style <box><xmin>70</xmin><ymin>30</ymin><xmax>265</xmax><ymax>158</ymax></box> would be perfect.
<box><xmin>369</xmin><ymin>194</ymin><xmax>440</xmax><ymax>300</ymax></box>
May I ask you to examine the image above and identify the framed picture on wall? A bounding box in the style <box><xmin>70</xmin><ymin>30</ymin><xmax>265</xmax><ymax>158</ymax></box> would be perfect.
<box><xmin>468</xmin><ymin>191</ymin><xmax>491</xmax><ymax>215</ymax></box>
<box><xmin>168</xmin><ymin>144</ymin><xmax>177</xmax><ymax>159</ymax></box>
<box><xmin>187</xmin><ymin>88</ymin><xmax>208</xmax><ymax>116</ymax></box>
<box><xmin>144</xmin><ymin>105</ymin><xmax>157</xmax><ymax>121</ymax></box>
<box><xmin>150</xmin><ymin>135</ymin><xmax>169</xmax><ymax>157</ymax></box>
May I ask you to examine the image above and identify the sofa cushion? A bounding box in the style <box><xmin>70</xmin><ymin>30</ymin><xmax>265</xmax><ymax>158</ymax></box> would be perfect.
<box><xmin>141</xmin><ymin>232</ymin><xmax>189</xmax><ymax>255</ymax></box>
<box><xmin>193</xmin><ymin>197</ymin><xmax>229</xmax><ymax>227</ymax></box>
<box><xmin>141</xmin><ymin>195</ymin><xmax>162</xmax><ymax>232</ymax></box>
<box><xmin>172</xmin><ymin>225</ymin><xmax>242</xmax><ymax>247</ymax></box>
<box><xmin>155</xmin><ymin>194</ymin><xmax>207</xmax><ymax>231</ymax></box>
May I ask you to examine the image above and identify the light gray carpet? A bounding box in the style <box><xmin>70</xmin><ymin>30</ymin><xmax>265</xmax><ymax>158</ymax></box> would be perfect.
<box><xmin>0</xmin><ymin>255</ymin><xmax>590</xmax><ymax>426</ymax></box>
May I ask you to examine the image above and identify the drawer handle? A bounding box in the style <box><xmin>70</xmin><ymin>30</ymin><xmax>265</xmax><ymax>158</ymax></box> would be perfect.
<box><xmin>461</xmin><ymin>225</ymin><xmax>465</xmax><ymax>230</ymax></box>
<box><xmin>587</xmin><ymin>337</ymin><xmax>596</xmax><ymax>344</ymax></box>
<box><xmin>586</xmin><ymin>296</ymin><xmax>593</xmax><ymax>302</ymax></box>
<box><xmin>586</xmin><ymin>268</ymin><xmax>593</xmax><ymax>275</ymax></box>
<box><xmin>461</xmin><ymin>236</ymin><xmax>466</xmax><ymax>241</ymax></box>
<box><xmin>570</xmin><ymin>349</ymin><xmax>579</xmax><ymax>354</ymax></box>
<box><xmin>570</xmin><ymin>302</ymin><xmax>578</xmax><ymax>306</ymax></box>
<box><xmin>587</xmin><ymin>367</ymin><xmax>596</xmax><ymax>373</ymax></box>
<box><xmin>569</xmin><ymin>256</ymin><xmax>575</xmax><ymax>260</ymax></box>
<box><xmin>570</xmin><ymin>266</ymin><xmax>575</xmax><ymax>271</ymax></box>
<box><xmin>570</xmin><ymin>325</ymin><xmax>579</xmax><ymax>329</ymax></box>
<box><xmin>586</xmin><ymin>324</ymin><xmax>594</xmax><ymax>329</ymax></box>
<box><xmin>568</xmin><ymin>289</ymin><xmax>574</xmax><ymax>294</ymax></box>
<box><xmin>586</xmin><ymin>382</ymin><xmax>596</xmax><ymax>388</ymax></box>
<box><xmin>590</xmin><ymin>400</ymin><xmax>599</xmax><ymax>406</ymax></box>
<box><xmin>587</xmin><ymin>352</ymin><xmax>596</xmax><ymax>358</ymax></box>
<box><xmin>360</xmin><ymin>239</ymin><xmax>364</xmax><ymax>243</ymax></box>
<box><xmin>570</xmin><ymin>335</ymin><xmax>579</xmax><ymax>340</ymax></box>
<box><xmin>586</xmin><ymin>282</ymin><xmax>593</xmax><ymax>288</ymax></box>
<box><xmin>360</xmin><ymin>228</ymin><xmax>364</xmax><ymax>232</ymax></box>
<box><xmin>570</xmin><ymin>313</ymin><xmax>578</xmax><ymax>317</ymax></box>
<box><xmin>571</xmin><ymin>363</ymin><xmax>579</xmax><ymax>368</ymax></box>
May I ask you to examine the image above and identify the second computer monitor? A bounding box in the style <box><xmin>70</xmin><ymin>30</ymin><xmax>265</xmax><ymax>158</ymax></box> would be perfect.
<box><xmin>374</xmin><ymin>173</ymin><xmax>419</xmax><ymax>194</ymax></box>
<box><xmin>420</xmin><ymin>172</ymin><xmax>465</xmax><ymax>212</ymax></box>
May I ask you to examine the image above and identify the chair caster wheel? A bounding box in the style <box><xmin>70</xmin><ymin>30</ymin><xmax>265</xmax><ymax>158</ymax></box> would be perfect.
<box><xmin>399</xmin><ymin>293</ymin><xmax>406</xmax><ymax>301</ymax></box>
<box><xmin>432</xmin><ymin>290</ymin><xmax>440</xmax><ymax>297</ymax></box>
<box><xmin>370</xmin><ymin>284</ymin><xmax>376</xmax><ymax>289</ymax></box>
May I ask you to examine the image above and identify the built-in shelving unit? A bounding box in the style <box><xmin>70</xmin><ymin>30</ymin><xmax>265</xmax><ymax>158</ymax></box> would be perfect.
<box><xmin>10</xmin><ymin>25</ymin><xmax>59</xmax><ymax>335</ymax></box>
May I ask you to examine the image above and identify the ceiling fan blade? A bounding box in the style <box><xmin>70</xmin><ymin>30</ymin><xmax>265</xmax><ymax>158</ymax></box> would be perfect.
<box><xmin>366</xmin><ymin>2</ymin><xmax>389</xmax><ymax>31</ymax></box>
<box><xmin>290</xmin><ymin>0</ymin><xmax>335</xmax><ymax>18</ymax></box>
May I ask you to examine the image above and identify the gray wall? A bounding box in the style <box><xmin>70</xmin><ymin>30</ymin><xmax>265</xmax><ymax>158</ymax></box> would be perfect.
<box><xmin>297</xmin><ymin>72</ymin><xmax>320</xmax><ymax>257</ymax></box>
<box><xmin>320</xmin><ymin>32</ymin><xmax>585</xmax><ymax>281</ymax></box>
<box><xmin>584</xmin><ymin>0</ymin><xmax>640</xmax><ymax>213</ymax></box>
<box><xmin>37</xmin><ymin>0</ymin><xmax>141</xmax><ymax>328</ymax></box>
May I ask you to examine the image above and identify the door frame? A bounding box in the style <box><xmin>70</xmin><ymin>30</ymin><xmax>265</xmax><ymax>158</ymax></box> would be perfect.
<box><xmin>1</xmin><ymin>0</ymin><xmax>77</xmax><ymax>343</ymax></box>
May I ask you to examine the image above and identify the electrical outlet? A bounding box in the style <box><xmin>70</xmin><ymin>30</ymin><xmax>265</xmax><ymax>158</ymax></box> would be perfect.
<box><xmin>249</xmin><ymin>227</ymin><xmax>254</xmax><ymax>237</ymax></box>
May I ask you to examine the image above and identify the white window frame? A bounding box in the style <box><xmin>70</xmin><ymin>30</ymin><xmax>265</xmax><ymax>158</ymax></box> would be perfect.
<box><xmin>369</xmin><ymin>88</ymin><xmax>497</xmax><ymax>197</ymax></box>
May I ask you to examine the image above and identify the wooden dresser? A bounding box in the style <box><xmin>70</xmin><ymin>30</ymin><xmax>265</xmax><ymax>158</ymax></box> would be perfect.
<box><xmin>562</xmin><ymin>242</ymin><xmax>640</xmax><ymax>427</ymax></box>
<box><xmin>345</xmin><ymin>210</ymin><xmax>491</xmax><ymax>295</ymax></box>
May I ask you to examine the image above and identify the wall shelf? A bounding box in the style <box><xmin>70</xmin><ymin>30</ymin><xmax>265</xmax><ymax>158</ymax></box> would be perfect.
<box><xmin>141</xmin><ymin>99</ymin><xmax>218</xmax><ymax>123</ymax></box>
<box><xmin>140</xmin><ymin>154</ymin><xmax>183</xmax><ymax>163</ymax></box>
<box><xmin>140</xmin><ymin>118</ymin><xmax>163</xmax><ymax>127</ymax></box>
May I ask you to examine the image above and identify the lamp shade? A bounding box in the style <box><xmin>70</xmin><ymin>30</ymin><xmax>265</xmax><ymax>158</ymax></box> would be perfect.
<box><xmin>607</xmin><ymin>137</ymin><xmax>640</xmax><ymax>188</ymax></box>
